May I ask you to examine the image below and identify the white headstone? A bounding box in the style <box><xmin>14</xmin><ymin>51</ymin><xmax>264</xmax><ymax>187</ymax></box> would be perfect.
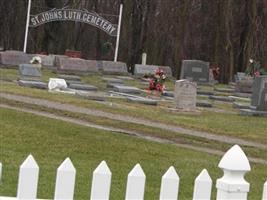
<box><xmin>142</xmin><ymin>53</ymin><xmax>147</xmax><ymax>65</ymax></box>
<box><xmin>48</xmin><ymin>78</ymin><xmax>67</xmax><ymax>91</ymax></box>
<box><xmin>174</xmin><ymin>80</ymin><xmax>197</xmax><ymax>110</ymax></box>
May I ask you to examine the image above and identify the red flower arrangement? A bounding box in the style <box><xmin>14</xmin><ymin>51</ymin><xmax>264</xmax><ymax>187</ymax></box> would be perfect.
<box><xmin>148</xmin><ymin>68</ymin><xmax>166</xmax><ymax>93</ymax></box>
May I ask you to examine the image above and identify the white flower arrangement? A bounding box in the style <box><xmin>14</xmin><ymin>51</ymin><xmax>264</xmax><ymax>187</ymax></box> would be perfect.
<box><xmin>30</xmin><ymin>56</ymin><xmax>42</xmax><ymax>64</ymax></box>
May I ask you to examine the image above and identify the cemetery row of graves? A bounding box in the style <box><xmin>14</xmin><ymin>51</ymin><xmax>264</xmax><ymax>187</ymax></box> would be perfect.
<box><xmin>0</xmin><ymin>50</ymin><xmax>266</xmax><ymax>199</ymax></box>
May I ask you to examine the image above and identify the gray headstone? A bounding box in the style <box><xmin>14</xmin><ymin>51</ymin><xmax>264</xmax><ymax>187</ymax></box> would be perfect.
<box><xmin>37</xmin><ymin>54</ymin><xmax>55</xmax><ymax>68</ymax></box>
<box><xmin>235</xmin><ymin>77</ymin><xmax>254</xmax><ymax>93</ymax></box>
<box><xmin>196</xmin><ymin>100</ymin><xmax>212</xmax><ymax>108</ymax></box>
<box><xmin>209</xmin><ymin>95</ymin><xmax>235</xmax><ymax>102</ymax></box>
<box><xmin>240</xmin><ymin>109</ymin><xmax>267</xmax><ymax>117</ymax></box>
<box><xmin>18</xmin><ymin>80</ymin><xmax>47</xmax><ymax>89</ymax></box>
<box><xmin>57</xmin><ymin>74</ymin><xmax>81</xmax><ymax>82</ymax></box>
<box><xmin>214</xmin><ymin>88</ymin><xmax>235</xmax><ymax>93</ymax></box>
<box><xmin>197</xmin><ymin>90</ymin><xmax>214</xmax><ymax>96</ymax></box>
<box><xmin>251</xmin><ymin>76</ymin><xmax>267</xmax><ymax>110</ymax></box>
<box><xmin>19</xmin><ymin>64</ymin><xmax>42</xmax><ymax>78</ymax></box>
<box><xmin>69</xmin><ymin>83</ymin><xmax>97</xmax><ymax>91</ymax></box>
<box><xmin>56</xmin><ymin>57</ymin><xmax>99</xmax><ymax>73</ymax></box>
<box><xmin>76</xmin><ymin>91</ymin><xmax>106</xmax><ymax>101</ymax></box>
<box><xmin>112</xmin><ymin>85</ymin><xmax>141</xmax><ymax>94</ymax></box>
<box><xmin>134</xmin><ymin>64</ymin><xmax>158</xmax><ymax>76</ymax></box>
<box><xmin>127</xmin><ymin>97</ymin><xmax>158</xmax><ymax>105</ymax></box>
<box><xmin>0</xmin><ymin>51</ymin><xmax>31</xmax><ymax>66</ymax></box>
<box><xmin>233</xmin><ymin>102</ymin><xmax>250</xmax><ymax>109</ymax></box>
<box><xmin>102</xmin><ymin>77</ymin><xmax>124</xmax><ymax>84</ymax></box>
<box><xmin>100</xmin><ymin>61</ymin><xmax>128</xmax><ymax>75</ymax></box>
<box><xmin>256</xmin><ymin>82</ymin><xmax>267</xmax><ymax>111</ymax></box>
<box><xmin>180</xmin><ymin>60</ymin><xmax>210</xmax><ymax>83</ymax></box>
<box><xmin>134</xmin><ymin>64</ymin><xmax>172</xmax><ymax>77</ymax></box>
<box><xmin>162</xmin><ymin>91</ymin><xmax>174</xmax><ymax>97</ymax></box>
<box><xmin>174</xmin><ymin>80</ymin><xmax>197</xmax><ymax>110</ymax></box>
<box><xmin>235</xmin><ymin>72</ymin><xmax>246</xmax><ymax>82</ymax></box>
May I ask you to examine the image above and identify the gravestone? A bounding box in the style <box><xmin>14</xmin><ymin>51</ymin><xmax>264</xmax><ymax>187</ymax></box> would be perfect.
<box><xmin>134</xmin><ymin>64</ymin><xmax>158</xmax><ymax>76</ymax></box>
<box><xmin>56</xmin><ymin>57</ymin><xmax>99</xmax><ymax>73</ymax></box>
<box><xmin>257</xmin><ymin>83</ymin><xmax>267</xmax><ymax>111</ymax></box>
<box><xmin>235</xmin><ymin>76</ymin><xmax>254</xmax><ymax>93</ymax></box>
<box><xmin>127</xmin><ymin>97</ymin><xmax>158</xmax><ymax>106</ymax></box>
<box><xmin>37</xmin><ymin>54</ymin><xmax>55</xmax><ymax>68</ymax></box>
<box><xmin>48</xmin><ymin>78</ymin><xmax>67</xmax><ymax>90</ymax></box>
<box><xmin>68</xmin><ymin>83</ymin><xmax>97</xmax><ymax>91</ymax></box>
<box><xmin>112</xmin><ymin>85</ymin><xmax>141</xmax><ymax>94</ymax></box>
<box><xmin>102</xmin><ymin>77</ymin><xmax>124</xmax><ymax>84</ymax></box>
<box><xmin>0</xmin><ymin>51</ymin><xmax>31</xmax><ymax>66</ymax></box>
<box><xmin>57</xmin><ymin>74</ymin><xmax>81</xmax><ymax>82</ymax></box>
<box><xmin>209</xmin><ymin>95</ymin><xmax>235</xmax><ymax>102</ymax></box>
<box><xmin>134</xmin><ymin>64</ymin><xmax>173</xmax><ymax>77</ymax></box>
<box><xmin>180</xmin><ymin>60</ymin><xmax>210</xmax><ymax>83</ymax></box>
<box><xmin>100</xmin><ymin>61</ymin><xmax>128</xmax><ymax>75</ymax></box>
<box><xmin>18</xmin><ymin>80</ymin><xmax>47</xmax><ymax>89</ymax></box>
<box><xmin>235</xmin><ymin>72</ymin><xmax>246</xmax><ymax>82</ymax></box>
<box><xmin>251</xmin><ymin>76</ymin><xmax>267</xmax><ymax>109</ymax></box>
<box><xmin>174</xmin><ymin>80</ymin><xmax>197</xmax><ymax>110</ymax></box>
<box><xmin>19</xmin><ymin>64</ymin><xmax>42</xmax><ymax>79</ymax></box>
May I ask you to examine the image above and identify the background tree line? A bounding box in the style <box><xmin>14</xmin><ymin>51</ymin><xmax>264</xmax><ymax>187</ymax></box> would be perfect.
<box><xmin>0</xmin><ymin>0</ymin><xmax>266</xmax><ymax>82</ymax></box>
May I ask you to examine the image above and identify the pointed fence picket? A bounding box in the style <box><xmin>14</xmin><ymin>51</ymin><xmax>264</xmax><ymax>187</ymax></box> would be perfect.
<box><xmin>90</xmin><ymin>161</ymin><xmax>112</xmax><ymax>200</ymax></box>
<box><xmin>193</xmin><ymin>169</ymin><xmax>212</xmax><ymax>200</ymax></box>
<box><xmin>159</xmin><ymin>166</ymin><xmax>179</xmax><ymax>200</ymax></box>
<box><xmin>263</xmin><ymin>181</ymin><xmax>267</xmax><ymax>200</ymax></box>
<box><xmin>0</xmin><ymin>145</ymin><xmax>266</xmax><ymax>200</ymax></box>
<box><xmin>125</xmin><ymin>164</ymin><xmax>146</xmax><ymax>200</ymax></box>
<box><xmin>17</xmin><ymin>154</ymin><xmax>39</xmax><ymax>200</ymax></box>
<box><xmin>54</xmin><ymin>158</ymin><xmax>76</xmax><ymax>200</ymax></box>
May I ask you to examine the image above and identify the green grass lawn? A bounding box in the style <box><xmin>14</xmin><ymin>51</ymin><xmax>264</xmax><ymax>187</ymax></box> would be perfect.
<box><xmin>0</xmin><ymin>108</ymin><xmax>266</xmax><ymax>200</ymax></box>
<box><xmin>1</xmin><ymin>81</ymin><xmax>267</xmax><ymax>144</ymax></box>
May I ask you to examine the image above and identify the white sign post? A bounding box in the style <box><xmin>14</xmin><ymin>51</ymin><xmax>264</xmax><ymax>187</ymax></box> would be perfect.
<box><xmin>23</xmin><ymin>0</ymin><xmax>31</xmax><ymax>53</ymax></box>
<box><xmin>114</xmin><ymin>4</ymin><xmax>123</xmax><ymax>62</ymax></box>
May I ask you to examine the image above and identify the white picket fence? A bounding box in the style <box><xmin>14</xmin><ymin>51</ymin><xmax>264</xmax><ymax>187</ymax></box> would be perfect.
<box><xmin>0</xmin><ymin>145</ymin><xmax>266</xmax><ymax>200</ymax></box>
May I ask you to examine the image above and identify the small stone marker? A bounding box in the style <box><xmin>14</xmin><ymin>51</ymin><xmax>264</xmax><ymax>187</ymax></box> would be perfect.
<box><xmin>102</xmin><ymin>77</ymin><xmax>124</xmax><ymax>84</ymax></box>
<box><xmin>196</xmin><ymin>100</ymin><xmax>212</xmax><ymax>108</ymax></box>
<box><xmin>69</xmin><ymin>83</ymin><xmax>97</xmax><ymax>91</ymax></box>
<box><xmin>127</xmin><ymin>97</ymin><xmax>158</xmax><ymax>106</ymax></box>
<box><xmin>112</xmin><ymin>85</ymin><xmax>141</xmax><ymax>94</ymax></box>
<box><xmin>57</xmin><ymin>74</ymin><xmax>81</xmax><ymax>82</ymax></box>
<box><xmin>0</xmin><ymin>51</ymin><xmax>31</xmax><ymax>66</ymax></box>
<box><xmin>209</xmin><ymin>95</ymin><xmax>235</xmax><ymax>102</ymax></box>
<box><xmin>100</xmin><ymin>61</ymin><xmax>128</xmax><ymax>75</ymax></box>
<box><xmin>180</xmin><ymin>60</ymin><xmax>210</xmax><ymax>83</ymax></box>
<box><xmin>174</xmin><ymin>80</ymin><xmax>197</xmax><ymax>110</ymax></box>
<box><xmin>18</xmin><ymin>80</ymin><xmax>48</xmax><ymax>89</ymax></box>
<box><xmin>214</xmin><ymin>87</ymin><xmax>235</xmax><ymax>93</ymax></box>
<box><xmin>142</xmin><ymin>53</ymin><xmax>147</xmax><ymax>65</ymax></box>
<box><xmin>19</xmin><ymin>64</ymin><xmax>42</xmax><ymax>79</ymax></box>
<box><xmin>76</xmin><ymin>91</ymin><xmax>106</xmax><ymax>101</ymax></box>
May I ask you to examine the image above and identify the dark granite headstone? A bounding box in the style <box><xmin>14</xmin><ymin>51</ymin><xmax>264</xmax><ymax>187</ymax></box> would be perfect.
<box><xmin>0</xmin><ymin>51</ymin><xmax>31</xmax><ymax>66</ymax></box>
<box><xmin>251</xmin><ymin>76</ymin><xmax>267</xmax><ymax>109</ymax></box>
<box><xmin>19</xmin><ymin>64</ymin><xmax>42</xmax><ymax>79</ymax></box>
<box><xmin>100</xmin><ymin>61</ymin><xmax>128</xmax><ymax>75</ymax></box>
<box><xmin>180</xmin><ymin>60</ymin><xmax>210</xmax><ymax>83</ymax></box>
